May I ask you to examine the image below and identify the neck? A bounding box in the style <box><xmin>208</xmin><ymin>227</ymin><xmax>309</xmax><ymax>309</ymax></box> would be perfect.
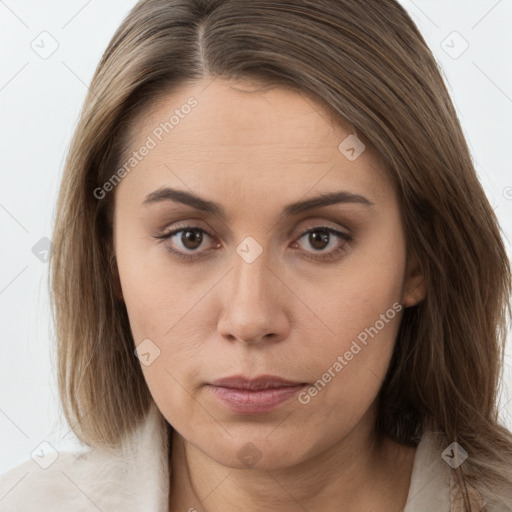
<box><xmin>168</xmin><ymin>412</ymin><xmax>416</xmax><ymax>512</ymax></box>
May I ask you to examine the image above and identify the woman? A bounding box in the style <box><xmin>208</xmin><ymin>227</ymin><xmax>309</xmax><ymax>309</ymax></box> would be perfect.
<box><xmin>1</xmin><ymin>0</ymin><xmax>511</xmax><ymax>510</ymax></box>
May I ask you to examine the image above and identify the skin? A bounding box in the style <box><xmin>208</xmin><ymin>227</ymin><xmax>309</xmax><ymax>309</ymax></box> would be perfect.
<box><xmin>113</xmin><ymin>77</ymin><xmax>426</xmax><ymax>512</ymax></box>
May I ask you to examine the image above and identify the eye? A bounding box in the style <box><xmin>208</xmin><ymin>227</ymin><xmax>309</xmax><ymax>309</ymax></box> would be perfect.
<box><xmin>153</xmin><ymin>227</ymin><xmax>219</xmax><ymax>261</ymax></box>
<box><xmin>153</xmin><ymin>225</ymin><xmax>352</xmax><ymax>262</ymax></box>
<box><xmin>293</xmin><ymin>227</ymin><xmax>352</xmax><ymax>262</ymax></box>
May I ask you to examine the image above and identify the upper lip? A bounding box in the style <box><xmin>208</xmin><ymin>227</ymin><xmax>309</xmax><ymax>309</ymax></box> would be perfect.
<box><xmin>209</xmin><ymin>375</ymin><xmax>306</xmax><ymax>390</ymax></box>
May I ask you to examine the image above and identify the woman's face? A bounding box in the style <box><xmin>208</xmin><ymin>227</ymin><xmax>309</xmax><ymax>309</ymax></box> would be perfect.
<box><xmin>113</xmin><ymin>78</ymin><xmax>423</xmax><ymax>469</ymax></box>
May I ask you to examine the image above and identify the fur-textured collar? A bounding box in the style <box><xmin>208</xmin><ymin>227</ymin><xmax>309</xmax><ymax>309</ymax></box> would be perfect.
<box><xmin>0</xmin><ymin>402</ymin><xmax>169</xmax><ymax>511</ymax></box>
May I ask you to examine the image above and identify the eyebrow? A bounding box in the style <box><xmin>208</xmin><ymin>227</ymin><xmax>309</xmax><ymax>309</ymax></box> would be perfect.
<box><xmin>142</xmin><ymin>186</ymin><xmax>374</xmax><ymax>221</ymax></box>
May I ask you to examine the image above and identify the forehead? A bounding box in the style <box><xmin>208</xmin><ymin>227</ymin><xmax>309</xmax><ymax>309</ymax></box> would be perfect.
<box><xmin>116</xmin><ymin>78</ymin><xmax>394</xmax><ymax>210</ymax></box>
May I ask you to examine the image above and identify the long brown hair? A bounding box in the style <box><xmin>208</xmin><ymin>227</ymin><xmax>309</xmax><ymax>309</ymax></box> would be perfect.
<box><xmin>49</xmin><ymin>1</ymin><xmax>512</xmax><ymax>509</ymax></box>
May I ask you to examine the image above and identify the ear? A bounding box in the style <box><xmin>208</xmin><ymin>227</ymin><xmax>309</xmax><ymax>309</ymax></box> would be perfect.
<box><xmin>402</xmin><ymin>252</ymin><xmax>426</xmax><ymax>308</ymax></box>
<box><xmin>110</xmin><ymin>253</ymin><xmax>124</xmax><ymax>302</ymax></box>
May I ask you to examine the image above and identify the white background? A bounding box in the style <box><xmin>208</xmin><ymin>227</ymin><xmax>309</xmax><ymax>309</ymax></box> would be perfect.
<box><xmin>1</xmin><ymin>0</ymin><xmax>511</xmax><ymax>474</ymax></box>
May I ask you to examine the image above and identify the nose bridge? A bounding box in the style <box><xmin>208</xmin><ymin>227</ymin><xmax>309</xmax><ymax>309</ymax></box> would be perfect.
<box><xmin>230</xmin><ymin>245</ymin><xmax>272</xmax><ymax>311</ymax></box>
<box><xmin>217</xmin><ymin>243</ymin><xmax>287</xmax><ymax>343</ymax></box>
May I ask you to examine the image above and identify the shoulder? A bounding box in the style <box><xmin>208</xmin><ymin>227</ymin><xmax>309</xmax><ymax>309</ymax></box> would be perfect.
<box><xmin>0</xmin><ymin>448</ymin><xmax>135</xmax><ymax>512</ymax></box>
<box><xmin>409</xmin><ymin>431</ymin><xmax>511</xmax><ymax>512</ymax></box>
<box><xmin>403</xmin><ymin>430</ymin><xmax>453</xmax><ymax>511</ymax></box>
<box><xmin>0</xmin><ymin>405</ymin><xmax>172</xmax><ymax>511</ymax></box>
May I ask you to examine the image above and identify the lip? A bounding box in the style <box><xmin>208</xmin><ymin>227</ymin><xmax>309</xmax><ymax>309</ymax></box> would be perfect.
<box><xmin>209</xmin><ymin>374</ymin><xmax>305</xmax><ymax>390</ymax></box>
<box><xmin>206</xmin><ymin>375</ymin><xmax>307</xmax><ymax>414</ymax></box>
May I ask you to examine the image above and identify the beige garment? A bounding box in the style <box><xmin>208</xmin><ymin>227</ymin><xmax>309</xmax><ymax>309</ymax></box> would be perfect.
<box><xmin>402</xmin><ymin>427</ymin><xmax>487</xmax><ymax>512</ymax></box>
<box><xmin>0</xmin><ymin>403</ymin><xmax>491</xmax><ymax>511</ymax></box>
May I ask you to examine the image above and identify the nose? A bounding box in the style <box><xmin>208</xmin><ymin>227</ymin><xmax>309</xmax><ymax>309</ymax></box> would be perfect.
<box><xmin>216</xmin><ymin>249</ymin><xmax>291</xmax><ymax>345</ymax></box>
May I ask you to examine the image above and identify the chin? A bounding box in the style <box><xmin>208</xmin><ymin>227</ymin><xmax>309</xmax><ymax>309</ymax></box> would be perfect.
<box><xmin>197</xmin><ymin>434</ymin><xmax>311</xmax><ymax>471</ymax></box>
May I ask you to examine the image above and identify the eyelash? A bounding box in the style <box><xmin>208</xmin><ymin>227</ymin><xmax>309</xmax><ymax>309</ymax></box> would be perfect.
<box><xmin>154</xmin><ymin>225</ymin><xmax>353</xmax><ymax>263</ymax></box>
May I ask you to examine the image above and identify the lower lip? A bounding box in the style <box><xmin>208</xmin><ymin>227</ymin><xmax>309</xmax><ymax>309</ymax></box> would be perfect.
<box><xmin>207</xmin><ymin>384</ymin><xmax>307</xmax><ymax>413</ymax></box>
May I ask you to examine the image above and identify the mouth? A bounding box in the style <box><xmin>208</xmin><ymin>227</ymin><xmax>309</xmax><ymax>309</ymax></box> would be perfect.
<box><xmin>206</xmin><ymin>374</ymin><xmax>308</xmax><ymax>413</ymax></box>
<box><xmin>209</xmin><ymin>374</ymin><xmax>306</xmax><ymax>390</ymax></box>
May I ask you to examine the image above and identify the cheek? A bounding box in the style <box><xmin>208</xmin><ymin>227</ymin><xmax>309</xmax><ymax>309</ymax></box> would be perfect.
<box><xmin>117</xmin><ymin>257</ymin><xmax>205</xmax><ymax>378</ymax></box>
<box><xmin>302</xmin><ymin>227</ymin><xmax>405</xmax><ymax>354</ymax></box>
<box><xmin>293</xmin><ymin>230</ymin><xmax>406</xmax><ymax>409</ymax></box>
<box><xmin>117</xmin><ymin>260</ymin><xmax>207</xmax><ymax>428</ymax></box>
<box><xmin>114</xmin><ymin>226</ymin><xmax>213</xmax><ymax>412</ymax></box>
<box><xmin>296</xmin><ymin>282</ymin><xmax>404</xmax><ymax>401</ymax></box>
<box><xmin>114</xmin><ymin>219</ymin><xmax>191</xmax><ymax>341</ymax></box>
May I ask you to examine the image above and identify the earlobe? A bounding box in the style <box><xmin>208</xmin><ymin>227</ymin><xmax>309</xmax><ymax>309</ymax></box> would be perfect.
<box><xmin>402</xmin><ymin>254</ymin><xmax>426</xmax><ymax>308</ymax></box>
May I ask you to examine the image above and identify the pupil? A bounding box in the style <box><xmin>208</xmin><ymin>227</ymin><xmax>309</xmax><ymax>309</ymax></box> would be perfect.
<box><xmin>310</xmin><ymin>230</ymin><xmax>329</xmax><ymax>250</ymax></box>
<box><xmin>180</xmin><ymin>230</ymin><xmax>330</xmax><ymax>251</ymax></box>
<box><xmin>182</xmin><ymin>230</ymin><xmax>202</xmax><ymax>249</ymax></box>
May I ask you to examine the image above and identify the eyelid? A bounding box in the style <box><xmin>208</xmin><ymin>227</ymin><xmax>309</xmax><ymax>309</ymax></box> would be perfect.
<box><xmin>153</xmin><ymin>222</ymin><xmax>353</xmax><ymax>263</ymax></box>
<box><xmin>294</xmin><ymin>218</ymin><xmax>352</xmax><ymax>235</ymax></box>
<box><xmin>155</xmin><ymin>218</ymin><xmax>350</xmax><ymax>243</ymax></box>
